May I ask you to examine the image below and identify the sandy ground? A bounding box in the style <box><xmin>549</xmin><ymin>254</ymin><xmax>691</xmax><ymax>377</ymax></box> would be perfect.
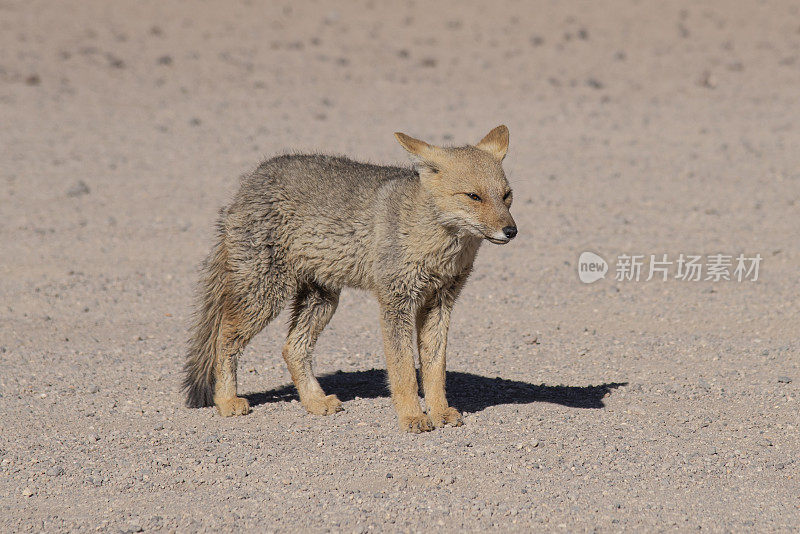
<box><xmin>1</xmin><ymin>0</ymin><xmax>799</xmax><ymax>531</ymax></box>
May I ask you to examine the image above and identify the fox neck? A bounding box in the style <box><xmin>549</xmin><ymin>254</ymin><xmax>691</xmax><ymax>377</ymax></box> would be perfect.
<box><xmin>403</xmin><ymin>183</ymin><xmax>482</xmax><ymax>271</ymax></box>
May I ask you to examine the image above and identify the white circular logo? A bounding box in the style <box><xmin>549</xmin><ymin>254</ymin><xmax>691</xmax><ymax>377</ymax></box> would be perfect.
<box><xmin>578</xmin><ymin>252</ymin><xmax>608</xmax><ymax>283</ymax></box>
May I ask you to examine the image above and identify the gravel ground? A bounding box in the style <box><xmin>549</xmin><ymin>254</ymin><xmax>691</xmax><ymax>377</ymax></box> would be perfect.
<box><xmin>1</xmin><ymin>1</ymin><xmax>798</xmax><ymax>531</ymax></box>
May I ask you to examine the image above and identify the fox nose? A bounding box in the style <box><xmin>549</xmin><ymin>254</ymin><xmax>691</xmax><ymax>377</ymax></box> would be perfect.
<box><xmin>502</xmin><ymin>226</ymin><xmax>517</xmax><ymax>239</ymax></box>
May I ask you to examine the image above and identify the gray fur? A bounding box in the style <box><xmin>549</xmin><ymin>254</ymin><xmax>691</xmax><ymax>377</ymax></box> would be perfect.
<box><xmin>184</xmin><ymin>127</ymin><xmax>515</xmax><ymax>431</ymax></box>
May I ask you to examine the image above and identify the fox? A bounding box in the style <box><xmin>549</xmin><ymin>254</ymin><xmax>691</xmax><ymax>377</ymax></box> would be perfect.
<box><xmin>183</xmin><ymin>125</ymin><xmax>517</xmax><ymax>433</ymax></box>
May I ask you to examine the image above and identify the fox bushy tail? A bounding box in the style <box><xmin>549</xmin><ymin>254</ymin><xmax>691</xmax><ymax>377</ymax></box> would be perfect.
<box><xmin>183</xmin><ymin>237</ymin><xmax>229</xmax><ymax>407</ymax></box>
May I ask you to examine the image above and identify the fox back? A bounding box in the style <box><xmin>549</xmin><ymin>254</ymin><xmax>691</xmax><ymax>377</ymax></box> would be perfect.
<box><xmin>222</xmin><ymin>126</ymin><xmax>514</xmax><ymax>292</ymax></box>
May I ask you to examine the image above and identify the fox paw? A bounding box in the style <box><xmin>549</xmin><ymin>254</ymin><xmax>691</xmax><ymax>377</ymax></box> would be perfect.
<box><xmin>429</xmin><ymin>407</ymin><xmax>463</xmax><ymax>428</ymax></box>
<box><xmin>399</xmin><ymin>414</ymin><xmax>434</xmax><ymax>433</ymax></box>
<box><xmin>302</xmin><ymin>394</ymin><xmax>343</xmax><ymax>416</ymax></box>
<box><xmin>216</xmin><ymin>397</ymin><xmax>250</xmax><ymax>417</ymax></box>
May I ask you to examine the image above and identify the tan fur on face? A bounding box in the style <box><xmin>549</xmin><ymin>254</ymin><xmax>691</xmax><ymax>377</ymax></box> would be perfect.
<box><xmin>394</xmin><ymin>126</ymin><xmax>516</xmax><ymax>241</ymax></box>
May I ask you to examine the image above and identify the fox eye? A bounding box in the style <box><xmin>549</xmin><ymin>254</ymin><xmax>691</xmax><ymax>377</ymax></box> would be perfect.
<box><xmin>503</xmin><ymin>190</ymin><xmax>512</xmax><ymax>201</ymax></box>
<box><xmin>466</xmin><ymin>193</ymin><xmax>482</xmax><ymax>202</ymax></box>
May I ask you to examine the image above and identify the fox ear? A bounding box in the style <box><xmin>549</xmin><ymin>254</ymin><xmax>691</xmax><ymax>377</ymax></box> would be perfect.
<box><xmin>476</xmin><ymin>125</ymin><xmax>509</xmax><ymax>161</ymax></box>
<box><xmin>394</xmin><ymin>132</ymin><xmax>441</xmax><ymax>174</ymax></box>
<box><xmin>394</xmin><ymin>132</ymin><xmax>431</xmax><ymax>156</ymax></box>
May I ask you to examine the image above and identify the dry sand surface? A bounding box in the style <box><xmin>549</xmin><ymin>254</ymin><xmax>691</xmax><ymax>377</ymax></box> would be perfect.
<box><xmin>1</xmin><ymin>0</ymin><xmax>799</xmax><ymax>531</ymax></box>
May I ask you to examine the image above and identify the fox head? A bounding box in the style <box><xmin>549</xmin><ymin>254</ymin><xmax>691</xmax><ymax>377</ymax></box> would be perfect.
<box><xmin>395</xmin><ymin>125</ymin><xmax>517</xmax><ymax>244</ymax></box>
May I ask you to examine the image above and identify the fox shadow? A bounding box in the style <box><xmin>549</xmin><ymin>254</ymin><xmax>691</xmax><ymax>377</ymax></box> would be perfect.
<box><xmin>245</xmin><ymin>368</ymin><xmax>626</xmax><ymax>413</ymax></box>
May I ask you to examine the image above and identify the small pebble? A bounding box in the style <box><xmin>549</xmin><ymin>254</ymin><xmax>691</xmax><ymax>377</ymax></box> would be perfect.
<box><xmin>46</xmin><ymin>466</ymin><xmax>64</xmax><ymax>476</ymax></box>
<box><xmin>67</xmin><ymin>180</ymin><xmax>91</xmax><ymax>197</ymax></box>
<box><xmin>586</xmin><ymin>78</ymin><xmax>604</xmax><ymax>89</ymax></box>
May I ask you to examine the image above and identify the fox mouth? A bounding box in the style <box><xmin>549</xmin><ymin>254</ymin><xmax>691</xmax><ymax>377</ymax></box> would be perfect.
<box><xmin>463</xmin><ymin>221</ymin><xmax>512</xmax><ymax>244</ymax></box>
<box><xmin>467</xmin><ymin>223</ymin><xmax>511</xmax><ymax>245</ymax></box>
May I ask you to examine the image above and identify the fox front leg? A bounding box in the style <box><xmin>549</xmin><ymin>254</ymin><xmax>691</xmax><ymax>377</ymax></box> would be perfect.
<box><xmin>416</xmin><ymin>280</ymin><xmax>466</xmax><ymax>428</ymax></box>
<box><xmin>379</xmin><ymin>301</ymin><xmax>433</xmax><ymax>433</ymax></box>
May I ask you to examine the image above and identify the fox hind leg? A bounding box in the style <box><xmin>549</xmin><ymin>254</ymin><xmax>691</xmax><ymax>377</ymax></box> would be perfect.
<box><xmin>213</xmin><ymin>309</ymin><xmax>252</xmax><ymax>416</ymax></box>
<box><xmin>283</xmin><ymin>282</ymin><xmax>343</xmax><ymax>415</ymax></box>
<box><xmin>213</xmin><ymin>255</ymin><xmax>294</xmax><ymax>416</ymax></box>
